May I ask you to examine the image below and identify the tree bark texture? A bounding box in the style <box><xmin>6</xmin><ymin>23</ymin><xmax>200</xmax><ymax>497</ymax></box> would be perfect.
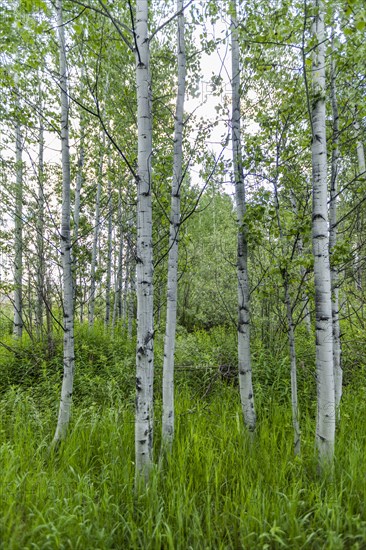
<box><xmin>329</xmin><ymin>37</ymin><xmax>342</xmax><ymax>419</ymax></box>
<box><xmin>135</xmin><ymin>0</ymin><xmax>154</xmax><ymax>479</ymax></box>
<box><xmin>162</xmin><ymin>0</ymin><xmax>186</xmax><ymax>449</ymax></box>
<box><xmin>311</xmin><ymin>0</ymin><xmax>335</xmax><ymax>461</ymax></box>
<box><xmin>13</xmin><ymin>85</ymin><xmax>23</xmax><ymax>339</ymax></box>
<box><xmin>53</xmin><ymin>0</ymin><xmax>76</xmax><ymax>444</ymax></box>
<box><xmin>88</xmin><ymin>134</ymin><xmax>105</xmax><ymax>327</ymax></box>
<box><xmin>231</xmin><ymin>2</ymin><xmax>256</xmax><ymax>432</ymax></box>
<box><xmin>36</xmin><ymin>80</ymin><xmax>45</xmax><ymax>337</ymax></box>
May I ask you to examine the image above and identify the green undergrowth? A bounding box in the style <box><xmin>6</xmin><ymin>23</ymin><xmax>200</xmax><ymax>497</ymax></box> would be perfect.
<box><xmin>0</xmin><ymin>383</ymin><xmax>365</xmax><ymax>549</ymax></box>
<box><xmin>0</xmin><ymin>323</ymin><xmax>365</xmax><ymax>548</ymax></box>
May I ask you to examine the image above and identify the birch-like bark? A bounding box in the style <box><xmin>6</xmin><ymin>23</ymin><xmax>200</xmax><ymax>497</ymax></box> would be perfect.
<box><xmin>105</xmin><ymin>155</ymin><xmax>113</xmax><ymax>327</ymax></box>
<box><xmin>128</xmin><ymin>257</ymin><xmax>135</xmax><ymax>340</ymax></box>
<box><xmin>72</xmin><ymin>101</ymin><xmax>85</xmax><ymax>304</ymax></box>
<box><xmin>112</xmin><ymin>189</ymin><xmax>123</xmax><ymax>329</ymax></box>
<box><xmin>135</xmin><ymin>0</ymin><xmax>154</xmax><ymax>479</ymax></box>
<box><xmin>13</xmin><ymin>111</ymin><xmax>23</xmax><ymax>338</ymax></box>
<box><xmin>53</xmin><ymin>0</ymin><xmax>75</xmax><ymax>444</ymax></box>
<box><xmin>354</xmin><ymin>113</ymin><xmax>366</xmax><ymax>179</ymax></box>
<box><xmin>88</xmin><ymin>134</ymin><xmax>104</xmax><ymax>327</ymax></box>
<box><xmin>73</xmin><ymin>68</ymin><xmax>85</xmax><ymax>248</ymax></box>
<box><xmin>311</xmin><ymin>0</ymin><xmax>335</xmax><ymax>461</ymax></box>
<box><xmin>161</xmin><ymin>0</ymin><xmax>186</xmax><ymax>449</ymax></box>
<box><xmin>273</xmin><ymin>175</ymin><xmax>300</xmax><ymax>455</ymax></box>
<box><xmin>289</xmin><ymin>190</ymin><xmax>311</xmax><ymax>334</ymax></box>
<box><xmin>354</xmin><ymin>113</ymin><xmax>366</xmax><ymax>293</ymax></box>
<box><xmin>36</xmin><ymin>82</ymin><xmax>45</xmax><ymax>338</ymax></box>
<box><xmin>329</xmin><ymin>36</ymin><xmax>342</xmax><ymax>419</ymax></box>
<box><xmin>231</xmin><ymin>2</ymin><xmax>256</xmax><ymax>432</ymax></box>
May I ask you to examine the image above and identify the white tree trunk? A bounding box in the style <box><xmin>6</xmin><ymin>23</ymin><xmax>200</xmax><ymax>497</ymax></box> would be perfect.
<box><xmin>231</xmin><ymin>2</ymin><xmax>256</xmax><ymax>432</ymax></box>
<box><xmin>273</xmin><ymin>180</ymin><xmax>300</xmax><ymax>455</ymax></box>
<box><xmin>329</xmin><ymin>37</ymin><xmax>342</xmax><ymax>420</ymax></box>
<box><xmin>353</xmin><ymin>113</ymin><xmax>366</xmax><ymax>292</ymax></box>
<box><xmin>72</xmin><ymin>103</ymin><xmax>85</xmax><ymax>305</ymax></box>
<box><xmin>53</xmin><ymin>0</ymin><xmax>76</xmax><ymax>444</ymax></box>
<box><xmin>105</xmin><ymin>154</ymin><xmax>113</xmax><ymax>327</ymax></box>
<box><xmin>289</xmin><ymin>189</ymin><xmax>311</xmax><ymax>334</ymax></box>
<box><xmin>112</xmin><ymin>189</ymin><xmax>123</xmax><ymax>329</ymax></box>
<box><xmin>354</xmin><ymin>115</ymin><xmax>366</xmax><ymax>178</ymax></box>
<box><xmin>36</xmin><ymin>79</ymin><xmax>45</xmax><ymax>337</ymax></box>
<box><xmin>162</xmin><ymin>0</ymin><xmax>186</xmax><ymax>449</ymax></box>
<box><xmin>13</xmin><ymin>112</ymin><xmax>23</xmax><ymax>339</ymax></box>
<box><xmin>135</xmin><ymin>0</ymin><xmax>154</xmax><ymax>479</ymax></box>
<box><xmin>128</xmin><ymin>258</ymin><xmax>135</xmax><ymax>340</ymax></box>
<box><xmin>88</xmin><ymin>135</ymin><xmax>104</xmax><ymax>327</ymax></box>
<box><xmin>311</xmin><ymin>0</ymin><xmax>335</xmax><ymax>461</ymax></box>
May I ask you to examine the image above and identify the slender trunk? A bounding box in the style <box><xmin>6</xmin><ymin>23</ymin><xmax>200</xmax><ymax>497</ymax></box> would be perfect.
<box><xmin>112</xmin><ymin>190</ymin><xmax>123</xmax><ymax>330</ymax></box>
<box><xmin>36</xmin><ymin>81</ymin><xmax>45</xmax><ymax>337</ymax></box>
<box><xmin>285</xmin><ymin>284</ymin><xmax>301</xmax><ymax>454</ymax></box>
<box><xmin>162</xmin><ymin>0</ymin><xmax>186</xmax><ymax>449</ymax></box>
<box><xmin>128</xmin><ymin>258</ymin><xmax>135</xmax><ymax>340</ymax></box>
<box><xmin>53</xmin><ymin>0</ymin><xmax>75</xmax><ymax>445</ymax></box>
<box><xmin>310</xmin><ymin>0</ymin><xmax>335</xmax><ymax>462</ymax></box>
<box><xmin>354</xmin><ymin>111</ymin><xmax>366</xmax><ymax>293</ymax></box>
<box><xmin>329</xmin><ymin>35</ymin><xmax>342</xmax><ymax>420</ymax></box>
<box><xmin>88</xmin><ymin>134</ymin><xmax>104</xmax><ymax>327</ymax></box>
<box><xmin>354</xmin><ymin>112</ymin><xmax>366</xmax><ymax>179</ymax></box>
<box><xmin>134</xmin><ymin>0</ymin><xmax>154</xmax><ymax>479</ymax></box>
<box><xmin>231</xmin><ymin>2</ymin><xmax>256</xmax><ymax>432</ymax></box>
<box><xmin>289</xmin><ymin>190</ymin><xmax>311</xmax><ymax>333</ymax></box>
<box><xmin>13</xmin><ymin>111</ymin><xmax>23</xmax><ymax>338</ymax></box>
<box><xmin>45</xmin><ymin>277</ymin><xmax>54</xmax><ymax>358</ymax></box>
<box><xmin>105</xmin><ymin>155</ymin><xmax>113</xmax><ymax>327</ymax></box>
<box><xmin>72</xmin><ymin>103</ymin><xmax>85</xmax><ymax>304</ymax></box>
<box><xmin>273</xmin><ymin>167</ymin><xmax>300</xmax><ymax>455</ymax></box>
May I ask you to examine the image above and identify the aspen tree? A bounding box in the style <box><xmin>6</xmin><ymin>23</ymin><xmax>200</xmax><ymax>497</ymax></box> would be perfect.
<box><xmin>134</xmin><ymin>0</ymin><xmax>154</xmax><ymax>478</ymax></box>
<box><xmin>273</xmin><ymin>173</ymin><xmax>300</xmax><ymax>454</ymax></box>
<box><xmin>329</xmin><ymin>31</ymin><xmax>342</xmax><ymax>419</ymax></box>
<box><xmin>13</xmin><ymin>106</ymin><xmax>23</xmax><ymax>338</ymax></box>
<box><xmin>289</xmin><ymin>190</ymin><xmax>311</xmax><ymax>334</ymax></box>
<box><xmin>353</xmin><ymin>112</ymin><xmax>366</xmax><ymax>292</ymax></box>
<box><xmin>105</xmin><ymin>154</ymin><xmax>113</xmax><ymax>327</ymax></box>
<box><xmin>310</xmin><ymin>0</ymin><xmax>335</xmax><ymax>461</ymax></box>
<box><xmin>88</xmin><ymin>133</ymin><xmax>105</xmax><ymax>327</ymax></box>
<box><xmin>231</xmin><ymin>0</ymin><xmax>256</xmax><ymax>432</ymax></box>
<box><xmin>112</xmin><ymin>188</ymin><xmax>123</xmax><ymax>329</ymax></box>
<box><xmin>162</xmin><ymin>0</ymin><xmax>186</xmax><ymax>449</ymax></box>
<box><xmin>53</xmin><ymin>0</ymin><xmax>76</xmax><ymax>444</ymax></box>
<box><xmin>36</xmin><ymin>80</ymin><xmax>45</xmax><ymax>337</ymax></box>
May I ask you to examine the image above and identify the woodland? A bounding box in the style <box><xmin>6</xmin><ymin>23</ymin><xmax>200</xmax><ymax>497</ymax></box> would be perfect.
<box><xmin>0</xmin><ymin>0</ymin><xmax>366</xmax><ymax>547</ymax></box>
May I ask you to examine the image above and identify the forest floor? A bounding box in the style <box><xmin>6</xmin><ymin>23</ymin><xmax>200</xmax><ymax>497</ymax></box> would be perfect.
<box><xmin>0</xmin><ymin>323</ymin><xmax>365</xmax><ymax>549</ymax></box>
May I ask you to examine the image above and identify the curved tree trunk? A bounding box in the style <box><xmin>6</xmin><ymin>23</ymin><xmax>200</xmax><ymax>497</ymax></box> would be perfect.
<box><xmin>162</xmin><ymin>0</ymin><xmax>186</xmax><ymax>450</ymax></box>
<box><xmin>53</xmin><ymin>0</ymin><xmax>75</xmax><ymax>444</ymax></box>
<box><xmin>311</xmin><ymin>0</ymin><xmax>335</xmax><ymax>462</ymax></box>
<box><xmin>231</xmin><ymin>1</ymin><xmax>256</xmax><ymax>432</ymax></box>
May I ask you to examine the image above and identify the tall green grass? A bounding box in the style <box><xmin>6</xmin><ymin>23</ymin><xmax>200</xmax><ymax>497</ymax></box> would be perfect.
<box><xmin>0</xmin><ymin>323</ymin><xmax>365</xmax><ymax>548</ymax></box>
<box><xmin>0</xmin><ymin>382</ymin><xmax>365</xmax><ymax>549</ymax></box>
